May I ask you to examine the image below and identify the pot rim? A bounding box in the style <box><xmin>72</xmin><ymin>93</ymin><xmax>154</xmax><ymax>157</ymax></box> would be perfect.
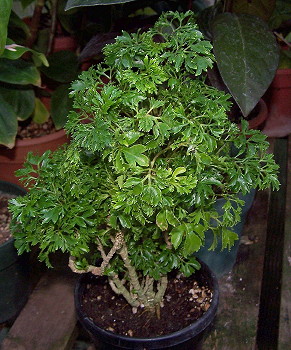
<box><xmin>13</xmin><ymin>129</ymin><xmax>67</xmax><ymax>148</ymax></box>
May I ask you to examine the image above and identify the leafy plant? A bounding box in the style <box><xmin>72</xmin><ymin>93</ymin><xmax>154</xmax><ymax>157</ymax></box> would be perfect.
<box><xmin>198</xmin><ymin>0</ymin><xmax>280</xmax><ymax>118</ymax></box>
<box><xmin>0</xmin><ymin>0</ymin><xmax>79</xmax><ymax>148</ymax></box>
<box><xmin>10</xmin><ymin>11</ymin><xmax>279</xmax><ymax>314</ymax></box>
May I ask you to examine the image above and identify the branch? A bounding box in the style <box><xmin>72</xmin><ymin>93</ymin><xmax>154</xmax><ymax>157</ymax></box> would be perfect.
<box><xmin>68</xmin><ymin>232</ymin><xmax>124</xmax><ymax>275</ymax></box>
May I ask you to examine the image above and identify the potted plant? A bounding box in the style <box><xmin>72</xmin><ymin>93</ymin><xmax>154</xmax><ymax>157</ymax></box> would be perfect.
<box><xmin>0</xmin><ymin>0</ymin><xmax>81</xmax><ymax>185</ymax></box>
<box><xmin>263</xmin><ymin>1</ymin><xmax>291</xmax><ymax>137</ymax></box>
<box><xmin>9</xmin><ymin>11</ymin><xmax>279</xmax><ymax>349</ymax></box>
<box><xmin>0</xmin><ymin>180</ymin><xmax>29</xmax><ymax>323</ymax></box>
<box><xmin>197</xmin><ymin>0</ymin><xmax>280</xmax><ymax>127</ymax></box>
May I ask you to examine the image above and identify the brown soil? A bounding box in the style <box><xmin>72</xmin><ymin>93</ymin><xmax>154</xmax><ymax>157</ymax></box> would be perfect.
<box><xmin>81</xmin><ymin>274</ymin><xmax>213</xmax><ymax>338</ymax></box>
<box><xmin>17</xmin><ymin>118</ymin><xmax>57</xmax><ymax>140</ymax></box>
<box><xmin>0</xmin><ymin>193</ymin><xmax>15</xmax><ymax>245</ymax></box>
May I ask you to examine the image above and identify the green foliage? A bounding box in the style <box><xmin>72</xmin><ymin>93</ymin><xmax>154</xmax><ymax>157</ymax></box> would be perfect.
<box><xmin>0</xmin><ymin>2</ymin><xmax>78</xmax><ymax>148</ymax></box>
<box><xmin>197</xmin><ymin>0</ymin><xmax>280</xmax><ymax>118</ymax></box>
<box><xmin>10</xmin><ymin>11</ymin><xmax>279</xmax><ymax>283</ymax></box>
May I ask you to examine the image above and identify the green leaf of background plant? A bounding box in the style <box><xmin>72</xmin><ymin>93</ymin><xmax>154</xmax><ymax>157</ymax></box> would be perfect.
<box><xmin>212</xmin><ymin>13</ymin><xmax>279</xmax><ymax>117</ymax></box>
<box><xmin>51</xmin><ymin>84</ymin><xmax>72</xmax><ymax>129</ymax></box>
<box><xmin>0</xmin><ymin>58</ymin><xmax>41</xmax><ymax>85</ymax></box>
<box><xmin>32</xmin><ymin>98</ymin><xmax>50</xmax><ymax>124</ymax></box>
<box><xmin>40</xmin><ymin>51</ymin><xmax>78</xmax><ymax>83</ymax></box>
<box><xmin>0</xmin><ymin>85</ymin><xmax>34</xmax><ymax>121</ymax></box>
<box><xmin>0</xmin><ymin>93</ymin><xmax>17</xmax><ymax>148</ymax></box>
<box><xmin>0</xmin><ymin>0</ymin><xmax>12</xmax><ymax>55</ymax></box>
<box><xmin>65</xmin><ymin>0</ymin><xmax>137</xmax><ymax>11</ymax></box>
<box><xmin>2</xmin><ymin>41</ymin><xmax>48</xmax><ymax>66</ymax></box>
<box><xmin>232</xmin><ymin>0</ymin><xmax>276</xmax><ymax>22</ymax></box>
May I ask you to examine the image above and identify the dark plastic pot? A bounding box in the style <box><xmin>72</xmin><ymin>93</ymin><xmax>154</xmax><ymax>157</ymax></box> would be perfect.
<box><xmin>195</xmin><ymin>190</ymin><xmax>256</xmax><ymax>277</ymax></box>
<box><xmin>0</xmin><ymin>181</ymin><xmax>29</xmax><ymax>323</ymax></box>
<box><xmin>75</xmin><ymin>261</ymin><xmax>219</xmax><ymax>350</ymax></box>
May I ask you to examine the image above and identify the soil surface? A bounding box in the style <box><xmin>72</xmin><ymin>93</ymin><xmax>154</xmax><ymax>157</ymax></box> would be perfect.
<box><xmin>17</xmin><ymin>118</ymin><xmax>56</xmax><ymax>140</ymax></box>
<box><xmin>81</xmin><ymin>274</ymin><xmax>213</xmax><ymax>338</ymax></box>
<box><xmin>0</xmin><ymin>193</ymin><xmax>15</xmax><ymax>245</ymax></box>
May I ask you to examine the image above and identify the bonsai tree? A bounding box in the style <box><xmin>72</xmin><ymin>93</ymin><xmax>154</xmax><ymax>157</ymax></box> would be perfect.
<box><xmin>9</xmin><ymin>11</ymin><xmax>279</xmax><ymax>314</ymax></box>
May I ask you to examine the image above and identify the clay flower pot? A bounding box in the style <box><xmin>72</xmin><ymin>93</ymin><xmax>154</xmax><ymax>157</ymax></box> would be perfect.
<box><xmin>0</xmin><ymin>130</ymin><xmax>68</xmax><ymax>186</ymax></box>
<box><xmin>263</xmin><ymin>68</ymin><xmax>291</xmax><ymax>137</ymax></box>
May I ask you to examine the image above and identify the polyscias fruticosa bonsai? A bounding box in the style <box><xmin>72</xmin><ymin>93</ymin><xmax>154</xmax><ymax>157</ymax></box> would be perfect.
<box><xmin>9</xmin><ymin>11</ymin><xmax>279</xmax><ymax>315</ymax></box>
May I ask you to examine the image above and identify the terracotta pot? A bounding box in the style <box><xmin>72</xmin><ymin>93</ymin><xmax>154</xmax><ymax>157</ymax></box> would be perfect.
<box><xmin>247</xmin><ymin>98</ymin><xmax>268</xmax><ymax>130</ymax></box>
<box><xmin>263</xmin><ymin>68</ymin><xmax>291</xmax><ymax>137</ymax></box>
<box><xmin>52</xmin><ymin>36</ymin><xmax>78</xmax><ymax>53</ymax></box>
<box><xmin>0</xmin><ymin>130</ymin><xmax>68</xmax><ymax>186</ymax></box>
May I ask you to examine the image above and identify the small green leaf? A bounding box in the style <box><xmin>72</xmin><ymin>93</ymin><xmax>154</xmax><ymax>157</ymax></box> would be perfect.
<box><xmin>156</xmin><ymin>211</ymin><xmax>168</xmax><ymax>231</ymax></box>
<box><xmin>118</xmin><ymin>214</ymin><xmax>131</xmax><ymax>228</ymax></box>
<box><xmin>142</xmin><ymin>186</ymin><xmax>161</xmax><ymax>206</ymax></box>
<box><xmin>123</xmin><ymin>144</ymin><xmax>149</xmax><ymax>167</ymax></box>
<box><xmin>165</xmin><ymin>210</ymin><xmax>179</xmax><ymax>227</ymax></box>
<box><xmin>120</xmin><ymin>131</ymin><xmax>141</xmax><ymax>146</ymax></box>
<box><xmin>42</xmin><ymin>207</ymin><xmax>62</xmax><ymax>224</ymax></box>
<box><xmin>183</xmin><ymin>231</ymin><xmax>202</xmax><ymax>256</ymax></box>
<box><xmin>173</xmin><ymin>167</ymin><xmax>186</xmax><ymax>177</ymax></box>
<box><xmin>221</xmin><ymin>228</ymin><xmax>238</xmax><ymax>250</ymax></box>
<box><xmin>170</xmin><ymin>224</ymin><xmax>185</xmax><ymax>249</ymax></box>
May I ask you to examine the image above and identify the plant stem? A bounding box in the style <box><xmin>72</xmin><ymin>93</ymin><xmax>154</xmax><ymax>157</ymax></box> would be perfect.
<box><xmin>47</xmin><ymin>0</ymin><xmax>58</xmax><ymax>56</ymax></box>
<box><xmin>26</xmin><ymin>0</ymin><xmax>45</xmax><ymax>49</ymax></box>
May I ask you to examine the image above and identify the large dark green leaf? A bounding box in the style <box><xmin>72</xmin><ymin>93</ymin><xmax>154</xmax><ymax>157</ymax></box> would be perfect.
<box><xmin>65</xmin><ymin>0</ymin><xmax>137</xmax><ymax>10</ymax></box>
<box><xmin>2</xmin><ymin>40</ymin><xmax>48</xmax><ymax>67</ymax></box>
<box><xmin>51</xmin><ymin>84</ymin><xmax>73</xmax><ymax>129</ymax></box>
<box><xmin>0</xmin><ymin>0</ymin><xmax>13</xmax><ymax>55</ymax></box>
<box><xmin>213</xmin><ymin>13</ymin><xmax>279</xmax><ymax>117</ymax></box>
<box><xmin>232</xmin><ymin>0</ymin><xmax>276</xmax><ymax>22</ymax></box>
<box><xmin>40</xmin><ymin>51</ymin><xmax>78</xmax><ymax>83</ymax></box>
<box><xmin>0</xmin><ymin>85</ymin><xmax>34</xmax><ymax>120</ymax></box>
<box><xmin>0</xmin><ymin>93</ymin><xmax>17</xmax><ymax>148</ymax></box>
<box><xmin>0</xmin><ymin>58</ymin><xmax>41</xmax><ymax>85</ymax></box>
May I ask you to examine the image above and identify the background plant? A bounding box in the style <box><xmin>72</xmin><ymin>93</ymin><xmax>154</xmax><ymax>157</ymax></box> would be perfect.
<box><xmin>0</xmin><ymin>0</ymin><xmax>80</xmax><ymax>148</ymax></box>
<box><xmin>10</xmin><ymin>11</ymin><xmax>279</xmax><ymax>314</ymax></box>
<box><xmin>197</xmin><ymin>0</ymin><xmax>281</xmax><ymax>118</ymax></box>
